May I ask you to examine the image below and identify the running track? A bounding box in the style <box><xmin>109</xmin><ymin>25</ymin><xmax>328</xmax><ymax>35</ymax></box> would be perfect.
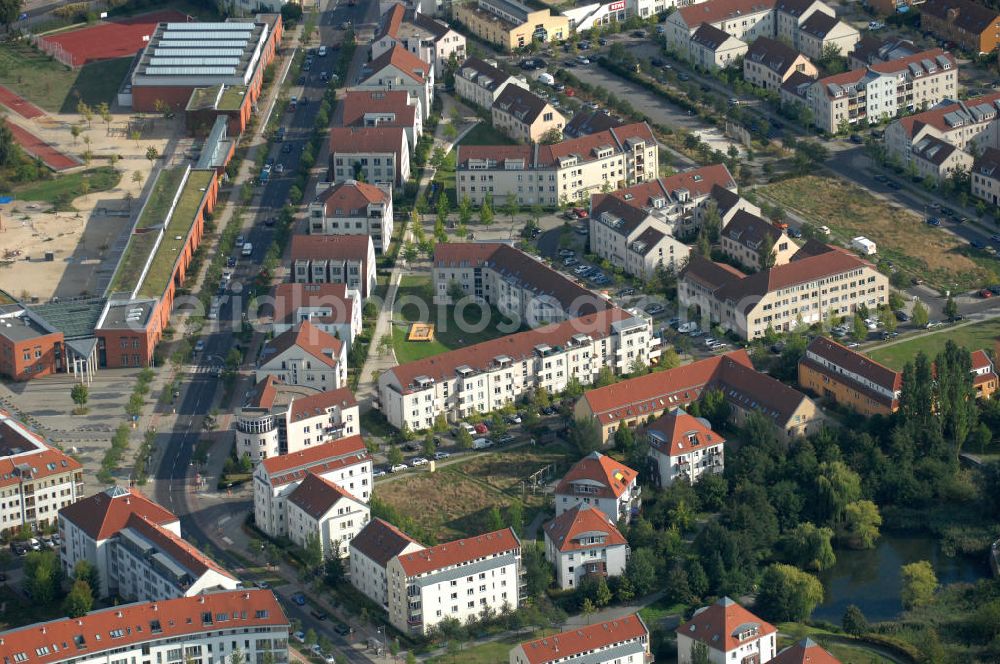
<box><xmin>38</xmin><ymin>10</ymin><xmax>191</xmax><ymax>66</ymax></box>
<box><xmin>0</xmin><ymin>86</ymin><xmax>44</xmax><ymax>119</ymax></box>
<box><xmin>4</xmin><ymin>120</ymin><xmax>80</xmax><ymax>171</ymax></box>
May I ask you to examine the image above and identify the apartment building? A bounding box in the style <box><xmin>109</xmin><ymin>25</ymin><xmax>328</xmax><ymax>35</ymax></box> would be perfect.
<box><xmin>588</xmin><ymin>195</ymin><xmax>690</xmax><ymax>280</ymax></box>
<box><xmin>744</xmin><ymin>37</ymin><xmax>818</xmax><ymax>92</ymax></box>
<box><xmin>329</xmin><ymin>127</ymin><xmax>410</xmax><ymax>188</ymax></box>
<box><xmin>349</xmin><ymin>518</ymin><xmax>424</xmax><ymax>607</ymax></box>
<box><xmin>307</xmin><ymin>180</ymin><xmax>393</xmax><ymax>254</ymax></box>
<box><xmin>255</xmin><ymin>320</ymin><xmax>347</xmax><ymax>391</ymax></box>
<box><xmin>290</xmin><ymin>233</ymin><xmax>377</xmax><ymax>297</ymax></box>
<box><xmin>433</xmin><ymin>242</ymin><xmax>610</xmax><ymax>326</ymax></box>
<box><xmin>970</xmin><ymin>349</ymin><xmax>999</xmax><ymax>399</ymax></box>
<box><xmin>848</xmin><ymin>36</ymin><xmax>918</xmax><ymax>70</ymax></box>
<box><xmin>267</xmin><ymin>283</ymin><xmax>361</xmax><ymax>348</ymax></box>
<box><xmin>542</xmin><ymin>505</ymin><xmax>628</xmax><ymax>590</ymax></box>
<box><xmin>563</xmin><ymin>109</ymin><xmax>626</xmax><ymax>139</ymax></box>
<box><xmin>356</xmin><ymin>45</ymin><xmax>434</xmax><ymax>118</ymax></box>
<box><xmin>920</xmin><ymin>0</ymin><xmax>1000</xmax><ymax>54</ymax></box>
<box><xmin>235</xmin><ymin>377</ymin><xmax>359</xmax><ymax>463</ymax></box>
<box><xmin>972</xmin><ymin>147</ymin><xmax>1000</xmax><ymax>204</ymax></box>
<box><xmin>774</xmin><ymin>0</ymin><xmax>832</xmax><ymax>44</ymax></box>
<box><xmin>688</xmin><ymin>23</ymin><xmax>748</xmax><ymax>70</ymax></box>
<box><xmin>884</xmin><ymin>91</ymin><xmax>1000</xmax><ymax>167</ymax></box>
<box><xmin>677</xmin><ymin>597</ymin><xmax>777</xmax><ymax>664</ymax></box>
<box><xmin>909</xmin><ymin>134</ymin><xmax>974</xmax><ymax>183</ymax></box>
<box><xmin>797</xmin><ymin>11</ymin><xmax>860</xmax><ymax>60</ymax></box>
<box><xmin>718</xmin><ymin>210</ymin><xmax>799</xmax><ymax>270</ymax></box>
<box><xmin>666</xmin><ymin>0</ymin><xmax>776</xmax><ymax>52</ymax></box>
<box><xmin>455</xmin><ymin>122</ymin><xmax>659</xmax><ymax>206</ymax></box>
<box><xmin>454</xmin><ymin>0</ymin><xmax>568</xmax><ymax>50</ymax></box>
<box><xmin>378</xmin><ymin>308</ymin><xmax>659</xmax><ymax>431</ymax></box>
<box><xmin>252</xmin><ymin>435</ymin><xmax>372</xmax><ymax>538</ymax></box>
<box><xmin>338</xmin><ymin>90</ymin><xmax>422</xmax><ymax>149</ymax></box>
<box><xmin>455</xmin><ymin>56</ymin><xmax>530</xmax><ymax>109</ymax></box>
<box><xmin>705</xmin><ymin>182</ymin><xmax>762</xmax><ymax>227</ymax></box>
<box><xmin>0</xmin><ymin>409</ymin><xmax>83</xmax><ymax>539</ymax></box>
<box><xmin>286</xmin><ymin>472</ymin><xmax>370</xmax><ymax>558</ymax></box>
<box><xmin>491</xmin><ymin>86</ymin><xmax>565</xmax><ymax>143</ymax></box>
<box><xmin>511</xmin><ymin>615</ymin><xmax>650</xmax><ymax>664</ymax></box>
<box><xmin>386</xmin><ymin>528</ymin><xmax>522</xmax><ymax>635</ymax></box>
<box><xmin>59</xmin><ymin>487</ymin><xmax>178</xmax><ymax>597</ymax></box>
<box><xmin>679</xmin><ymin>242</ymin><xmax>890</xmax><ymax>340</ymax></box>
<box><xmin>371</xmin><ymin>3</ymin><xmax>465</xmax><ymax>77</ymax></box>
<box><xmin>786</xmin><ymin>49</ymin><xmax>958</xmax><ymax>133</ymax></box>
<box><xmin>575</xmin><ymin>349</ymin><xmax>825</xmax><ymax>443</ymax></box>
<box><xmin>647</xmin><ymin>408</ymin><xmax>725</xmax><ymax>487</ymax></box>
<box><xmin>774</xmin><ymin>638</ymin><xmax>842</xmax><ymax>664</ymax></box>
<box><xmin>0</xmin><ymin>590</ymin><xmax>290</xmax><ymax>664</ymax></box>
<box><xmin>798</xmin><ymin>336</ymin><xmax>902</xmax><ymax>416</ymax></box>
<box><xmin>555</xmin><ymin>451</ymin><xmax>640</xmax><ymax>524</ymax></box>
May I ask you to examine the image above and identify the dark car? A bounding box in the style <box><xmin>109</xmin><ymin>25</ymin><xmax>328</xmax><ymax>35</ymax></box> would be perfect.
<box><xmin>678</xmin><ymin>72</ymin><xmax>690</xmax><ymax>81</ymax></box>
<box><xmin>926</xmin><ymin>217</ymin><xmax>941</xmax><ymax>227</ymax></box>
<box><xmin>895</xmin><ymin>310</ymin><xmax>910</xmax><ymax>322</ymax></box>
<box><xmin>972</xmin><ymin>240</ymin><xmax>984</xmax><ymax>249</ymax></box>
<box><xmin>291</xmin><ymin>593</ymin><xmax>306</xmax><ymax>606</ymax></box>
<box><xmin>651</xmin><ymin>57</ymin><xmax>665</xmax><ymax>67</ymax></box>
<box><xmin>534</xmin><ymin>58</ymin><xmax>547</xmax><ymax>68</ymax></box>
<box><xmin>631</xmin><ymin>30</ymin><xmax>646</xmax><ymax>37</ymax></box>
<box><xmin>788</xmin><ymin>227</ymin><xmax>802</xmax><ymax>238</ymax></box>
<box><xmin>311</xmin><ymin>609</ymin><xmax>328</xmax><ymax>621</ymax></box>
<box><xmin>598</xmin><ymin>37</ymin><xmax>608</xmax><ymax>46</ymax></box>
<box><xmin>887</xmin><ymin>181</ymin><xmax>901</xmax><ymax>190</ymax></box>
<box><xmin>874</xmin><ymin>174</ymin><xmax>888</xmax><ymax>183</ymax></box>
<box><xmin>989</xmin><ymin>285</ymin><xmax>1000</xmax><ymax>295</ymax></box>
<box><xmin>849</xmin><ymin>134</ymin><xmax>864</xmax><ymax>144</ymax></box>
<box><xmin>334</xmin><ymin>623</ymin><xmax>352</xmax><ymax>636</ymax></box>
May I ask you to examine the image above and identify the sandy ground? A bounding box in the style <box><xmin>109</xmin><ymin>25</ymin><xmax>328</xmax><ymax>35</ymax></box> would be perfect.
<box><xmin>0</xmin><ymin>110</ymin><xmax>179</xmax><ymax>301</ymax></box>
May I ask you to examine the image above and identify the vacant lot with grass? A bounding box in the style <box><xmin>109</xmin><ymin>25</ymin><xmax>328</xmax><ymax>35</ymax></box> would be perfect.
<box><xmin>457</xmin><ymin>121</ymin><xmax>518</xmax><ymax>146</ymax></box>
<box><xmin>458</xmin><ymin>444</ymin><xmax>572</xmax><ymax>497</ymax></box>
<box><xmin>758</xmin><ymin>176</ymin><xmax>998</xmax><ymax>290</ymax></box>
<box><xmin>0</xmin><ymin>43</ymin><xmax>132</xmax><ymax>112</ymax></box>
<box><xmin>868</xmin><ymin>318</ymin><xmax>1000</xmax><ymax>369</ymax></box>
<box><xmin>391</xmin><ymin>275</ymin><xmax>517</xmax><ymax>363</ymax></box>
<box><xmin>14</xmin><ymin>166</ymin><xmax>120</xmax><ymax>206</ymax></box>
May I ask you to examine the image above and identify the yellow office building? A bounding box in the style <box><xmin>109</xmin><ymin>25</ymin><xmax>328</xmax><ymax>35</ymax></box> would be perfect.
<box><xmin>455</xmin><ymin>0</ymin><xmax>569</xmax><ymax>50</ymax></box>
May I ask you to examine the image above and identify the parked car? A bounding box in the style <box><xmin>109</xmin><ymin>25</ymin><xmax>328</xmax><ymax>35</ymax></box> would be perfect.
<box><xmin>989</xmin><ymin>285</ymin><xmax>1000</xmax><ymax>295</ymax></box>
<box><xmin>291</xmin><ymin>593</ymin><xmax>306</xmax><ymax>606</ymax></box>
<box><xmin>334</xmin><ymin>623</ymin><xmax>352</xmax><ymax>636</ymax></box>
<box><xmin>390</xmin><ymin>463</ymin><xmax>408</xmax><ymax>473</ymax></box>
<box><xmin>645</xmin><ymin>303</ymin><xmax>665</xmax><ymax>315</ymax></box>
<box><xmin>411</xmin><ymin>457</ymin><xmax>429</xmax><ymax>466</ymax></box>
<box><xmin>558</xmin><ymin>248</ymin><xmax>575</xmax><ymax>257</ymax></box>
<box><xmin>474</xmin><ymin>422</ymin><xmax>489</xmax><ymax>435</ymax></box>
<box><xmin>573</xmin><ymin>265</ymin><xmax>592</xmax><ymax>276</ymax></box>
<box><xmin>542</xmin><ymin>406</ymin><xmax>557</xmax><ymax>415</ymax></box>
<box><xmin>472</xmin><ymin>437</ymin><xmax>493</xmax><ymax>450</ymax></box>
<box><xmin>849</xmin><ymin>134</ymin><xmax>864</xmax><ymax>144</ymax></box>
<box><xmin>311</xmin><ymin>609</ymin><xmax>328</xmax><ymax>621</ymax></box>
<box><xmin>981</xmin><ymin>289</ymin><xmax>994</xmax><ymax>298</ymax></box>
<box><xmin>506</xmin><ymin>414</ymin><xmax>522</xmax><ymax>424</ymax></box>
<box><xmin>563</xmin><ymin>257</ymin><xmax>579</xmax><ymax>266</ymax></box>
<box><xmin>616</xmin><ymin>288</ymin><xmax>636</xmax><ymax>297</ymax></box>
<box><xmin>573</xmin><ymin>208</ymin><xmax>589</xmax><ymax>219</ymax></box>
<box><xmin>495</xmin><ymin>433</ymin><xmax>517</xmax><ymax>445</ymax></box>
<box><xmin>373</xmin><ymin>466</ymin><xmax>387</xmax><ymax>477</ymax></box>
<box><xmin>926</xmin><ymin>217</ymin><xmax>941</xmax><ymax>227</ymax></box>
<box><xmin>293</xmin><ymin>631</ymin><xmax>306</xmax><ymax>643</ymax></box>
<box><xmin>894</xmin><ymin>310</ymin><xmax>909</xmax><ymax>322</ymax></box>
<box><xmin>433</xmin><ymin>451</ymin><xmax>451</xmax><ymax>460</ymax></box>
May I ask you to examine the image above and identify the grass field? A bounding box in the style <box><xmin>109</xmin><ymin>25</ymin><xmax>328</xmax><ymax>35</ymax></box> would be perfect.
<box><xmin>457</xmin><ymin>121</ymin><xmax>518</xmax><ymax>146</ymax></box>
<box><xmin>758</xmin><ymin>176</ymin><xmax>998</xmax><ymax>291</ymax></box>
<box><xmin>426</xmin><ymin>632</ymin><xmax>554</xmax><ymax>663</ymax></box>
<box><xmin>778</xmin><ymin>623</ymin><xmax>894</xmax><ymax>664</ymax></box>
<box><xmin>0</xmin><ymin>43</ymin><xmax>132</xmax><ymax>112</ymax></box>
<box><xmin>14</xmin><ymin>166</ymin><xmax>120</xmax><ymax>206</ymax></box>
<box><xmin>391</xmin><ymin>275</ymin><xmax>517</xmax><ymax>364</ymax></box>
<box><xmin>867</xmin><ymin>318</ymin><xmax>1000</xmax><ymax>369</ymax></box>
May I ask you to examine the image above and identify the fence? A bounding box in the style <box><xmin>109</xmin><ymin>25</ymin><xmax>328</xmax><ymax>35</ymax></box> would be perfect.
<box><xmin>30</xmin><ymin>34</ymin><xmax>77</xmax><ymax>69</ymax></box>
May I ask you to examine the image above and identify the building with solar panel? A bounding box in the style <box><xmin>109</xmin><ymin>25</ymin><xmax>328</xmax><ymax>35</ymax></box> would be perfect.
<box><xmin>119</xmin><ymin>14</ymin><xmax>283</xmax><ymax>116</ymax></box>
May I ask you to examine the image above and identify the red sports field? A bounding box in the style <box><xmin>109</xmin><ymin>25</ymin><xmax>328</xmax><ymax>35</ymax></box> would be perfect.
<box><xmin>38</xmin><ymin>10</ymin><xmax>191</xmax><ymax>67</ymax></box>
<box><xmin>0</xmin><ymin>85</ymin><xmax>45</xmax><ymax>119</ymax></box>
<box><xmin>5</xmin><ymin>121</ymin><xmax>80</xmax><ymax>171</ymax></box>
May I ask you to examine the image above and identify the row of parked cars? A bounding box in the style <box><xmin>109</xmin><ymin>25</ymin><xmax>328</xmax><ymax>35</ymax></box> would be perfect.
<box><xmin>10</xmin><ymin>534</ymin><xmax>59</xmax><ymax>555</ymax></box>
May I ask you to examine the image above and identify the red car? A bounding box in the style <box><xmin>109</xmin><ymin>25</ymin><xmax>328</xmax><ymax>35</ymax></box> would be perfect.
<box><xmin>980</xmin><ymin>289</ymin><xmax>993</xmax><ymax>298</ymax></box>
<box><xmin>474</xmin><ymin>422</ymin><xmax>489</xmax><ymax>435</ymax></box>
<box><xmin>573</xmin><ymin>208</ymin><xmax>589</xmax><ymax>219</ymax></box>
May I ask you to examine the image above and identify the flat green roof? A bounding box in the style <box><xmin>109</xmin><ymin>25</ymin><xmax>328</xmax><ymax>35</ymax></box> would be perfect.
<box><xmin>136</xmin><ymin>169</ymin><xmax>215</xmax><ymax>299</ymax></box>
<box><xmin>187</xmin><ymin>85</ymin><xmax>224</xmax><ymax>111</ymax></box>
<box><xmin>186</xmin><ymin>84</ymin><xmax>247</xmax><ymax>112</ymax></box>
<box><xmin>137</xmin><ymin>167</ymin><xmax>186</xmax><ymax>230</ymax></box>
<box><xmin>219</xmin><ymin>85</ymin><xmax>247</xmax><ymax>111</ymax></box>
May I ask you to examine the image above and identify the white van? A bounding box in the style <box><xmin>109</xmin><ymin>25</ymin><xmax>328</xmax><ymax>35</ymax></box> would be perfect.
<box><xmin>473</xmin><ymin>437</ymin><xmax>493</xmax><ymax>450</ymax></box>
<box><xmin>318</xmin><ymin>45</ymin><xmax>328</xmax><ymax>57</ymax></box>
<box><xmin>537</xmin><ymin>72</ymin><xmax>555</xmax><ymax>86</ymax></box>
<box><xmin>242</xmin><ymin>242</ymin><xmax>253</xmax><ymax>257</ymax></box>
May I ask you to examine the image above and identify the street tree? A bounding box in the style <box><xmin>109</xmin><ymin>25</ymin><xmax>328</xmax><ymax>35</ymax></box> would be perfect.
<box><xmin>851</xmin><ymin>314</ymin><xmax>868</xmax><ymax>343</ymax></box>
<box><xmin>387</xmin><ymin>445</ymin><xmax>404</xmax><ymax>466</ymax></box>
<box><xmin>71</xmin><ymin>383</ymin><xmax>89</xmax><ymax>409</ymax></box>
<box><xmin>944</xmin><ymin>295</ymin><xmax>958</xmax><ymax>320</ymax></box>
<box><xmin>502</xmin><ymin>196</ymin><xmax>520</xmax><ymax>223</ymax></box>
<box><xmin>145</xmin><ymin>146</ymin><xmax>159</xmax><ymax>162</ymax></box>
<box><xmin>911</xmin><ymin>300</ymin><xmax>929</xmax><ymax>329</ymax></box>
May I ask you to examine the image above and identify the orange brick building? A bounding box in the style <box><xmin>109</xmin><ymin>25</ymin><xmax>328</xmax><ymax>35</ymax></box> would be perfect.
<box><xmin>0</xmin><ymin>307</ymin><xmax>64</xmax><ymax>381</ymax></box>
<box><xmin>919</xmin><ymin>0</ymin><xmax>1000</xmax><ymax>54</ymax></box>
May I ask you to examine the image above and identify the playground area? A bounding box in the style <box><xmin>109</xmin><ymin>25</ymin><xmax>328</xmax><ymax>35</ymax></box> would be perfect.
<box><xmin>36</xmin><ymin>9</ymin><xmax>191</xmax><ymax>67</ymax></box>
<box><xmin>407</xmin><ymin>322</ymin><xmax>435</xmax><ymax>342</ymax></box>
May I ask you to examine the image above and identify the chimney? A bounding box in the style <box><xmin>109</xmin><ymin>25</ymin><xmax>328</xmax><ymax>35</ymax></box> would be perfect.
<box><xmin>41</xmin><ymin>627</ymin><xmax>46</xmax><ymax>634</ymax></box>
<box><xmin>152</xmin><ymin>603</ymin><xmax>158</xmax><ymax>612</ymax></box>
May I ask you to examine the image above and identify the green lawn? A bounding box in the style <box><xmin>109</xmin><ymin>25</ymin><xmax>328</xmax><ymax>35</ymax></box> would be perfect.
<box><xmin>457</xmin><ymin>121</ymin><xmax>518</xmax><ymax>146</ymax></box>
<box><xmin>0</xmin><ymin>42</ymin><xmax>132</xmax><ymax>112</ymax></box>
<box><xmin>778</xmin><ymin>623</ymin><xmax>894</xmax><ymax>664</ymax></box>
<box><xmin>867</xmin><ymin>318</ymin><xmax>1000</xmax><ymax>369</ymax></box>
<box><xmin>426</xmin><ymin>634</ymin><xmax>544</xmax><ymax>663</ymax></box>
<box><xmin>14</xmin><ymin>166</ymin><xmax>120</xmax><ymax>207</ymax></box>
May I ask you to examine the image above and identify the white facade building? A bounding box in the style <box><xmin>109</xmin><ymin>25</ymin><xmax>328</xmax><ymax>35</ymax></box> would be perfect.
<box><xmin>372</xmin><ymin>4</ymin><xmax>466</xmax><ymax>77</ymax></box>
<box><xmin>255</xmin><ymin>320</ymin><xmax>347</xmax><ymax>391</ymax></box>
<box><xmin>647</xmin><ymin>409</ymin><xmax>725</xmax><ymax>487</ymax></box>
<box><xmin>235</xmin><ymin>378</ymin><xmax>360</xmax><ymax>464</ymax></box>
<box><xmin>0</xmin><ymin>590</ymin><xmax>290</xmax><ymax>664</ymax></box>
<box><xmin>542</xmin><ymin>505</ymin><xmax>628</xmax><ymax>590</ymax></box>
<box><xmin>588</xmin><ymin>194</ymin><xmax>690</xmax><ymax>280</ymax></box>
<box><xmin>268</xmin><ymin>282</ymin><xmax>362</xmax><ymax>349</ymax></box>
<box><xmin>554</xmin><ymin>451</ymin><xmax>641</xmax><ymax>524</ymax></box>
<box><xmin>677</xmin><ymin>597</ymin><xmax>777</xmax><ymax>664</ymax></box>
<box><xmin>386</xmin><ymin>528</ymin><xmax>522</xmax><ymax>635</ymax></box>
<box><xmin>0</xmin><ymin>409</ymin><xmax>84</xmax><ymax>539</ymax></box>
<box><xmin>252</xmin><ymin>435</ymin><xmax>372</xmax><ymax>539</ymax></box>
<box><xmin>510</xmin><ymin>614</ymin><xmax>651</xmax><ymax>664</ymax></box>
<box><xmin>306</xmin><ymin>181</ymin><xmax>393</xmax><ymax>255</ymax></box>
<box><xmin>377</xmin><ymin>308</ymin><xmax>660</xmax><ymax>431</ymax></box>
<box><xmin>454</xmin><ymin>57</ymin><xmax>529</xmax><ymax>110</ymax></box>
<box><xmin>355</xmin><ymin>45</ymin><xmax>434</xmax><ymax>119</ymax></box>
<box><xmin>286</xmin><ymin>472</ymin><xmax>370</xmax><ymax>559</ymax></box>
<box><xmin>349</xmin><ymin>518</ymin><xmax>425</xmax><ymax>607</ymax></box>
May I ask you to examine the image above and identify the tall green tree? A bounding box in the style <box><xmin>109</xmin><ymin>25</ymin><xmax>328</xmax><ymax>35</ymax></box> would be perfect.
<box><xmin>943</xmin><ymin>295</ymin><xmax>958</xmax><ymax>321</ymax></box>
<box><xmin>842</xmin><ymin>500</ymin><xmax>882</xmax><ymax>549</ymax></box>
<box><xmin>63</xmin><ymin>579</ymin><xmax>93</xmax><ymax>618</ymax></box>
<box><xmin>781</xmin><ymin>522</ymin><xmax>836</xmax><ymax>571</ymax></box>
<box><xmin>935</xmin><ymin>341</ymin><xmax>978</xmax><ymax>456</ymax></box>
<box><xmin>901</xmin><ymin>560</ymin><xmax>938</xmax><ymax>609</ymax></box>
<box><xmin>756</xmin><ymin>564</ymin><xmax>824</xmax><ymax>622</ymax></box>
<box><xmin>911</xmin><ymin>300</ymin><xmax>929</xmax><ymax>329</ymax></box>
<box><xmin>815</xmin><ymin>461</ymin><xmax>862</xmax><ymax>525</ymax></box>
<box><xmin>842</xmin><ymin>604</ymin><xmax>869</xmax><ymax>637</ymax></box>
<box><xmin>73</xmin><ymin>559</ymin><xmax>100</xmax><ymax>594</ymax></box>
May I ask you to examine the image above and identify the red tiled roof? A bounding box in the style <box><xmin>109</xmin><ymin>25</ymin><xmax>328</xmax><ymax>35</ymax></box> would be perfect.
<box><xmin>314</xmin><ymin>180</ymin><xmax>389</xmax><ymax>216</ymax></box>
<box><xmin>329</xmin><ymin>126</ymin><xmax>406</xmax><ymax>156</ymax></box>
<box><xmin>600</xmin><ymin>164</ymin><xmax>735</xmax><ymax>210</ymax></box>
<box><xmin>396</xmin><ymin>528</ymin><xmax>519</xmax><ymax>577</ymax></box>
<box><xmin>268</xmin><ymin>283</ymin><xmax>353</xmax><ymax>326</ymax></box>
<box><xmin>647</xmin><ymin>408</ymin><xmax>725</xmax><ymax>456</ymax></box>
<box><xmin>246</xmin><ymin>375</ymin><xmax>282</xmax><ymax>408</ymax></box>
<box><xmin>0</xmin><ymin>590</ymin><xmax>287</xmax><ymax>664</ymax></box>
<box><xmin>543</xmin><ymin>505</ymin><xmax>627</xmax><ymax>553</ymax></box>
<box><xmin>378</xmin><ymin>2</ymin><xmax>405</xmax><ymax>39</ymax></box>
<box><xmin>288</xmin><ymin>387</ymin><xmax>358</xmax><ymax>423</ymax></box>
<box><xmin>59</xmin><ymin>487</ymin><xmax>177</xmax><ymax>541</ymax></box>
<box><xmin>800</xmin><ymin>336</ymin><xmax>901</xmax><ymax>408</ymax></box>
<box><xmin>367</xmin><ymin>45</ymin><xmax>430</xmax><ymax>84</ymax></box>
<box><xmin>0</xmin><ymin>411</ymin><xmax>82</xmax><ymax>489</ymax></box>
<box><xmin>554</xmin><ymin>451</ymin><xmax>637</xmax><ymax>500</ymax></box>
<box><xmin>538</xmin><ymin>122</ymin><xmax>656</xmax><ymax>167</ymax></box>
<box><xmin>387</xmin><ymin>308</ymin><xmax>633</xmax><ymax>394</ymax></box>
<box><xmin>287</xmin><ymin>472</ymin><xmax>362</xmax><ymax>520</ymax></box>
<box><xmin>971</xmin><ymin>349</ymin><xmax>993</xmax><ymax>372</ymax></box>
<box><xmin>678</xmin><ymin>597</ymin><xmax>776</xmax><ymax>652</ymax></box>
<box><xmin>516</xmin><ymin>614</ymin><xmax>648</xmax><ymax>664</ymax></box>
<box><xmin>773</xmin><ymin>638</ymin><xmax>842</xmax><ymax>664</ymax></box>
<box><xmin>678</xmin><ymin>0</ymin><xmax>777</xmax><ymax>29</ymax></box>
<box><xmin>350</xmin><ymin>517</ymin><xmax>423</xmax><ymax>566</ymax></box>
<box><xmin>432</xmin><ymin>242</ymin><xmax>504</xmax><ymax>268</ymax></box>
<box><xmin>260</xmin><ymin>320</ymin><xmax>342</xmax><ymax>369</ymax></box>
<box><xmin>123</xmin><ymin>513</ymin><xmax>236</xmax><ymax>581</ymax></box>
<box><xmin>339</xmin><ymin>90</ymin><xmax>416</xmax><ymax>128</ymax></box>
<box><xmin>897</xmin><ymin>91</ymin><xmax>1000</xmax><ymax>139</ymax></box>
<box><xmin>260</xmin><ymin>435</ymin><xmax>370</xmax><ymax>487</ymax></box>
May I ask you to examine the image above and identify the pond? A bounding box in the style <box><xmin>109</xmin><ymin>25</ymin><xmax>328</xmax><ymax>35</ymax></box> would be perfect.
<box><xmin>812</xmin><ymin>533</ymin><xmax>990</xmax><ymax>623</ymax></box>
